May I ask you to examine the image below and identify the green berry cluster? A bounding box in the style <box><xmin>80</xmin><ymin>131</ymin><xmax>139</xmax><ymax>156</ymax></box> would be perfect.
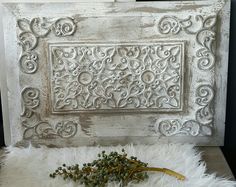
<box><xmin>49</xmin><ymin>149</ymin><xmax>149</xmax><ymax>186</ymax></box>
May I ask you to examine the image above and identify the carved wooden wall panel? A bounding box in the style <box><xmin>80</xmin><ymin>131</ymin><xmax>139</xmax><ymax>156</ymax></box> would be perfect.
<box><xmin>0</xmin><ymin>0</ymin><xmax>230</xmax><ymax>146</ymax></box>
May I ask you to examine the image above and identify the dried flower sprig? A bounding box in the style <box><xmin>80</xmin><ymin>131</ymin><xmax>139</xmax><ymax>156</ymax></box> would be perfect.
<box><xmin>50</xmin><ymin>149</ymin><xmax>185</xmax><ymax>186</ymax></box>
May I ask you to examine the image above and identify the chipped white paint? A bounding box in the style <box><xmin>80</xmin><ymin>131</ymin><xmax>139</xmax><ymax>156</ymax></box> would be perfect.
<box><xmin>0</xmin><ymin>0</ymin><xmax>230</xmax><ymax>147</ymax></box>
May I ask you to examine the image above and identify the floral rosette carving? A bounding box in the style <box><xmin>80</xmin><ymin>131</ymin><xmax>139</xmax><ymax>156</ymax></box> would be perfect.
<box><xmin>157</xmin><ymin>84</ymin><xmax>214</xmax><ymax>136</ymax></box>
<box><xmin>158</xmin><ymin>15</ymin><xmax>217</xmax><ymax>71</ymax></box>
<box><xmin>21</xmin><ymin>87</ymin><xmax>78</xmax><ymax>140</ymax></box>
<box><xmin>17</xmin><ymin>17</ymin><xmax>76</xmax><ymax>74</ymax></box>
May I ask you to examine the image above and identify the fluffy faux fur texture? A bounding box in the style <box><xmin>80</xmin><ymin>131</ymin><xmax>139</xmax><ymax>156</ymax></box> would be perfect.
<box><xmin>0</xmin><ymin>144</ymin><xmax>235</xmax><ymax>187</ymax></box>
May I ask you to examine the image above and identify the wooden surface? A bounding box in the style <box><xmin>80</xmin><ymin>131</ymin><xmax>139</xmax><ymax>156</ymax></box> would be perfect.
<box><xmin>199</xmin><ymin>147</ymin><xmax>235</xmax><ymax>179</ymax></box>
<box><xmin>0</xmin><ymin>147</ymin><xmax>234</xmax><ymax>180</ymax></box>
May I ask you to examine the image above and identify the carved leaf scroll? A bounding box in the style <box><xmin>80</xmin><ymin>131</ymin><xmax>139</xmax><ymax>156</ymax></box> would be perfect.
<box><xmin>17</xmin><ymin>17</ymin><xmax>76</xmax><ymax>74</ymax></box>
<box><xmin>158</xmin><ymin>15</ymin><xmax>216</xmax><ymax>71</ymax></box>
<box><xmin>158</xmin><ymin>85</ymin><xmax>214</xmax><ymax>136</ymax></box>
<box><xmin>157</xmin><ymin>15</ymin><xmax>217</xmax><ymax>137</ymax></box>
<box><xmin>18</xmin><ymin>17</ymin><xmax>78</xmax><ymax>141</ymax></box>
<box><xmin>21</xmin><ymin>87</ymin><xmax>78</xmax><ymax>140</ymax></box>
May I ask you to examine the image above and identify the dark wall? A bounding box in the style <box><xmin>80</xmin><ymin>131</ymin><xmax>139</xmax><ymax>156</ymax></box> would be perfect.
<box><xmin>223</xmin><ymin>0</ymin><xmax>236</xmax><ymax>148</ymax></box>
<box><xmin>0</xmin><ymin>0</ymin><xmax>235</xmax><ymax>175</ymax></box>
<box><xmin>221</xmin><ymin>0</ymin><xmax>236</xmax><ymax>178</ymax></box>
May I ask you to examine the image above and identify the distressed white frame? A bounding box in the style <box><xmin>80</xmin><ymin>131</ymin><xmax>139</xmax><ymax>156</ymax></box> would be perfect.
<box><xmin>0</xmin><ymin>0</ymin><xmax>230</xmax><ymax>146</ymax></box>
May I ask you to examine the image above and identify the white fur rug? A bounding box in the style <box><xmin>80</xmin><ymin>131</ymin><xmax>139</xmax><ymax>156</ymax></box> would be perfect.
<box><xmin>0</xmin><ymin>144</ymin><xmax>235</xmax><ymax>187</ymax></box>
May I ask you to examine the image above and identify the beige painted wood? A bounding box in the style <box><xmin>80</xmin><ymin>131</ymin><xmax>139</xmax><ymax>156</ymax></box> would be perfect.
<box><xmin>199</xmin><ymin>147</ymin><xmax>235</xmax><ymax>179</ymax></box>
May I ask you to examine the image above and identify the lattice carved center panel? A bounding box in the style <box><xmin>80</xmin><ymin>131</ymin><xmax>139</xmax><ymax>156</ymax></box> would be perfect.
<box><xmin>49</xmin><ymin>42</ymin><xmax>185</xmax><ymax>112</ymax></box>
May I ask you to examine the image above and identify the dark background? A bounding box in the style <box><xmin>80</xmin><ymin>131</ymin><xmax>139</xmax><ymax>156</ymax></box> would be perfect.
<box><xmin>221</xmin><ymin>0</ymin><xmax>236</xmax><ymax>178</ymax></box>
<box><xmin>0</xmin><ymin>0</ymin><xmax>236</xmax><ymax>178</ymax></box>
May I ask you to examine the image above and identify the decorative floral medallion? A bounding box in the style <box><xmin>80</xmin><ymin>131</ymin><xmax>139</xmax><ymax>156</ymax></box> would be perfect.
<box><xmin>49</xmin><ymin>42</ymin><xmax>184</xmax><ymax>112</ymax></box>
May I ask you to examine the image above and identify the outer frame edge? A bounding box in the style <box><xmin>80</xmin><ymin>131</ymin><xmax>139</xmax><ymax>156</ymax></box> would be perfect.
<box><xmin>214</xmin><ymin>0</ymin><xmax>231</xmax><ymax>146</ymax></box>
<box><xmin>0</xmin><ymin>4</ymin><xmax>11</xmax><ymax>146</ymax></box>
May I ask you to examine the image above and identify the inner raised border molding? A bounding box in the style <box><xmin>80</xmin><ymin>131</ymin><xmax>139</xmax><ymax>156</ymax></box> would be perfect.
<box><xmin>48</xmin><ymin>41</ymin><xmax>185</xmax><ymax>113</ymax></box>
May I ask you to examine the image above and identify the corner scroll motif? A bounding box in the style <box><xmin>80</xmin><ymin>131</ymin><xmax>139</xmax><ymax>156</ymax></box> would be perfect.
<box><xmin>21</xmin><ymin>87</ymin><xmax>78</xmax><ymax>140</ymax></box>
<box><xmin>158</xmin><ymin>15</ymin><xmax>216</xmax><ymax>71</ymax></box>
<box><xmin>157</xmin><ymin>84</ymin><xmax>214</xmax><ymax>136</ymax></box>
<box><xmin>17</xmin><ymin>17</ymin><xmax>77</xmax><ymax>74</ymax></box>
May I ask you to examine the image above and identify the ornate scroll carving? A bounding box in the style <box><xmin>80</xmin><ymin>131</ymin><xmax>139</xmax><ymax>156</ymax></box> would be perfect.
<box><xmin>17</xmin><ymin>17</ymin><xmax>76</xmax><ymax>74</ymax></box>
<box><xmin>156</xmin><ymin>15</ymin><xmax>217</xmax><ymax>136</ymax></box>
<box><xmin>157</xmin><ymin>84</ymin><xmax>214</xmax><ymax>136</ymax></box>
<box><xmin>21</xmin><ymin>87</ymin><xmax>78</xmax><ymax>140</ymax></box>
<box><xmin>159</xmin><ymin>16</ymin><xmax>195</xmax><ymax>35</ymax></box>
<box><xmin>21</xmin><ymin>87</ymin><xmax>40</xmax><ymax>118</ymax></box>
<box><xmin>23</xmin><ymin>120</ymin><xmax>78</xmax><ymax>140</ymax></box>
<box><xmin>158</xmin><ymin>120</ymin><xmax>200</xmax><ymax>137</ymax></box>
<box><xmin>158</xmin><ymin>15</ymin><xmax>216</xmax><ymax>71</ymax></box>
<box><xmin>49</xmin><ymin>42</ymin><xmax>184</xmax><ymax>112</ymax></box>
